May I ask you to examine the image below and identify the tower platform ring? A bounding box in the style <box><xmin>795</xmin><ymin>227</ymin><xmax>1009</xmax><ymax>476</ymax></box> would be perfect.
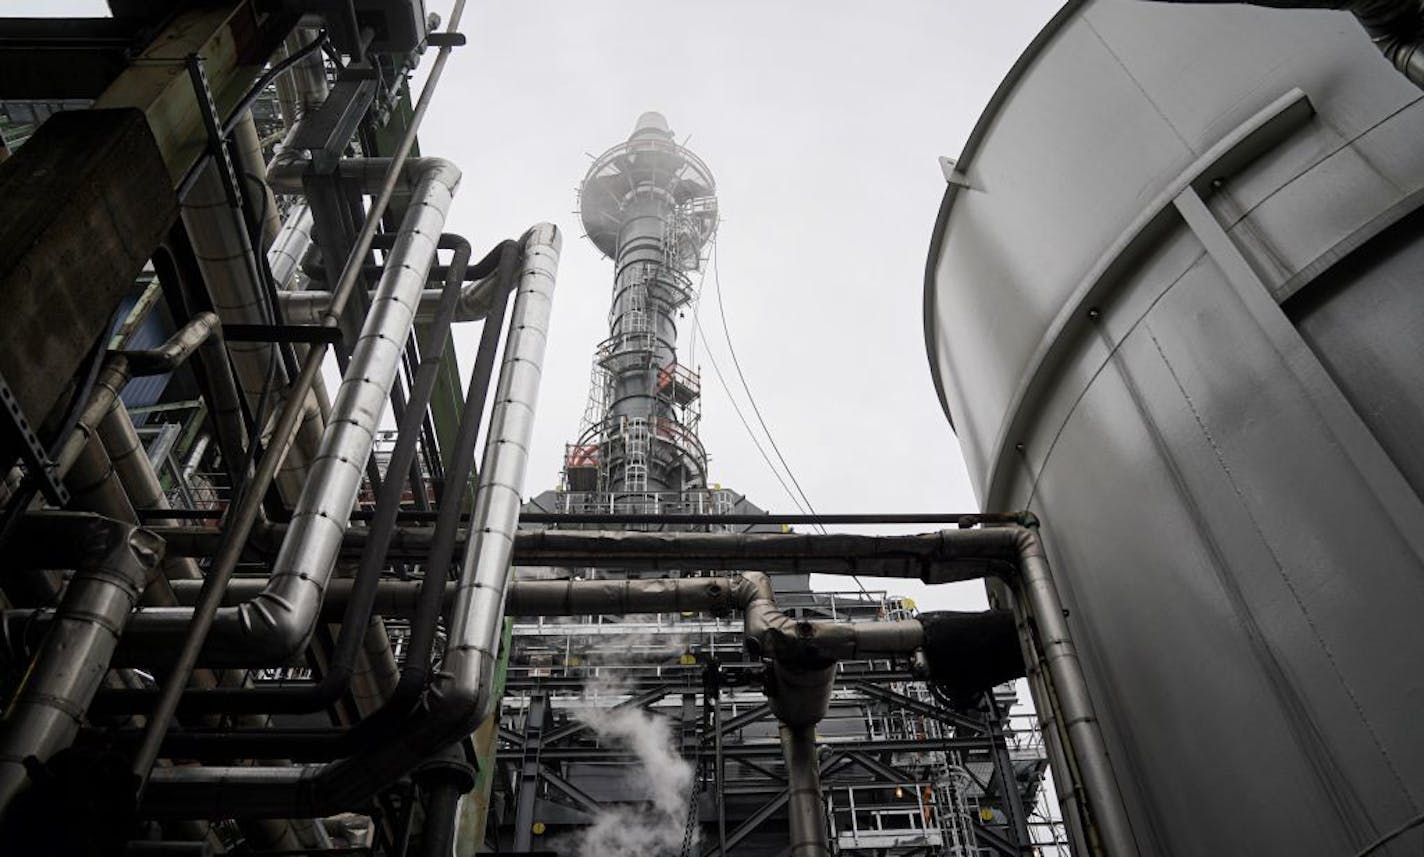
<box><xmin>577</xmin><ymin>137</ymin><xmax>718</xmax><ymax>260</ymax></box>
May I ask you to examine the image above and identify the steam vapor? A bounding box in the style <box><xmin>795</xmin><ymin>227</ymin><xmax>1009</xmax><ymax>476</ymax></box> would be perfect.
<box><xmin>562</xmin><ymin>677</ymin><xmax>697</xmax><ymax>857</ymax></box>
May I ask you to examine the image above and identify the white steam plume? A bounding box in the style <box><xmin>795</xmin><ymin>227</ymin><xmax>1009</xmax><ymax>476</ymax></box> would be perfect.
<box><xmin>560</xmin><ymin>675</ymin><xmax>697</xmax><ymax>857</ymax></box>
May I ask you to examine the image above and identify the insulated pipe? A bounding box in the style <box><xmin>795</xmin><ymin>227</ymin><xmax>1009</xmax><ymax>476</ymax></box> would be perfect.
<box><xmin>279</xmin><ymin>276</ymin><xmax>504</xmax><ymax>325</ymax></box>
<box><xmin>321</xmin><ymin>241</ymin><xmax>522</xmax><ymax>739</ymax></box>
<box><xmin>181</xmin><ymin>163</ymin><xmax>326</xmax><ymax>503</ymax></box>
<box><xmin>114</xmin><ymin>312</ymin><xmax>220</xmax><ymax>376</ymax></box>
<box><xmin>780</xmin><ymin>724</ymin><xmax>829</xmax><ymax>857</ymax></box>
<box><xmin>268</xmin><ymin>204</ymin><xmax>314</xmax><ymax>290</ymax></box>
<box><xmin>128</xmin><ymin>1</ymin><xmax>471</xmax><ymax>797</ymax></box>
<box><xmin>116</xmin><ymin>159</ymin><xmax>461</xmax><ymax>669</ymax></box>
<box><xmin>90</xmin><ymin>567</ymin><xmax>927</xmax><ymax>755</ymax></box>
<box><xmin>93</xmin><ymin>239</ymin><xmax>514</xmax><ymax>718</ymax></box>
<box><xmin>66</xmin><ymin>378</ymin><xmax>323</xmax><ymax>852</ymax></box>
<box><xmin>1012</xmin><ymin>526</ymin><xmax>1138</xmax><ymax>857</ymax></box>
<box><xmin>140</xmin><ymin>526</ymin><xmax>1018</xmax><ymax>579</ymax></box>
<box><xmin>139</xmin><ymin>222</ymin><xmax>561</xmax><ymax>819</ymax></box>
<box><xmin>412</xmin><ymin>751</ymin><xmax>476</xmax><ymax>857</ymax></box>
<box><xmin>0</xmin><ymin>513</ymin><xmax>162</xmax><ymax>814</ymax></box>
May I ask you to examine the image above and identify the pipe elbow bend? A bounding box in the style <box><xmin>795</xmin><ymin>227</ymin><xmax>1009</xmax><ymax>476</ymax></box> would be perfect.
<box><xmin>410</xmin><ymin>157</ymin><xmax>462</xmax><ymax>195</ymax></box>
<box><xmin>232</xmin><ymin>594</ymin><xmax>319</xmax><ymax>665</ymax></box>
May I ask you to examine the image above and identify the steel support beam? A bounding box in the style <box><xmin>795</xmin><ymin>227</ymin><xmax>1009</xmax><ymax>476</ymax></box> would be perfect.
<box><xmin>498</xmin><ymin>736</ymin><xmax>993</xmax><ymax>763</ymax></box>
<box><xmin>511</xmin><ymin>694</ymin><xmax>547</xmax><ymax>854</ymax></box>
<box><xmin>844</xmin><ymin>680</ymin><xmax>988</xmax><ymax>734</ymax></box>
<box><xmin>92</xmin><ymin>2</ymin><xmax>286</xmax><ymax>188</ymax></box>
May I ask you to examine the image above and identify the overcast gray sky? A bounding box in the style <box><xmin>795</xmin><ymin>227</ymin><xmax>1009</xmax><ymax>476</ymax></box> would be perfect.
<box><xmin>19</xmin><ymin>0</ymin><xmax>1063</xmax><ymax>610</ymax></box>
<box><xmin>420</xmin><ymin>1</ymin><xmax>1062</xmax><ymax>610</ymax></box>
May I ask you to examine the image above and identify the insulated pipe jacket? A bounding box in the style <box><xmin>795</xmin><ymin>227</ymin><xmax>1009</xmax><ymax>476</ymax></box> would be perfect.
<box><xmin>181</xmin><ymin>163</ymin><xmax>327</xmax><ymax>504</ymax></box>
<box><xmin>140</xmin><ymin>223</ymin><xmax>561</xmax><ymax>819</ymax></box>
<box><xmin>113</xmin><ymin>158</ymin><xmax>462</xmax><ymax>668</ymax></box>
<box><xmin>0</xmin><ymin>514</ymin><xmax>162</xmax><ymax>814</ymax></box>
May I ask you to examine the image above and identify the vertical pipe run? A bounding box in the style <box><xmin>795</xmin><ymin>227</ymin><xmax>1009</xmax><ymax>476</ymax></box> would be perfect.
<box><xmin>1014</xmin><ymin>529</ymin><xmax>1138</xmax><ymax>856</ymax></box>
<box><xmin>138</xmin><ymin>224</ymin><xmax>561</xmax><ymax>819</ymax></box>
<box><xmin>779</xmin><ymin>724</ymin><xmax>828</xmax><ymax>857</ymax></box>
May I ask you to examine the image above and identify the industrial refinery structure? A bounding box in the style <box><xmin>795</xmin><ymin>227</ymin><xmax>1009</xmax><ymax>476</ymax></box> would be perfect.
<box><xmin>1</xmin><ymin>1</ymin><xmax>1423</xmax><ymax>856</ymax></box>
<box><xmin>490</xmin><ymin>113</ymin><xmax>1058</xmax><ymax>856</ymax></box>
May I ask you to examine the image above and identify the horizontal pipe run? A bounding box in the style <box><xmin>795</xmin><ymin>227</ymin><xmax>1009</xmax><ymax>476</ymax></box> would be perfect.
<box><xmin>161</xmin><ymin>575</ymin><xmax>739</xmax><ymax>620</ymax></box>
<box><xmin>143</xmin><ymin>527</ymin><xmax>1019</xmax><ymax>579</ymax></box>
<box><xmin>81</xmin><ymin>571</ymin><xmax>924</xmax><ymax>727</ymax></box>
<box><xmin>104</xmin><ymin>732</ymin><xmax>994</xmax><ymax>766</ymax></box>
<box><xmin>278</xmin><ymin>276</ymin><xmax>503</xmax><ymax>325</ymax></box>
<box><xmin>5</xmin><ymin>529</ymin><xmax>1014</xmax><ymax>668</ymax></box>
<box><xmin>132</xmin><ymin>509</ymin><xmax>1025</xmax><ymax>527</ymax></box>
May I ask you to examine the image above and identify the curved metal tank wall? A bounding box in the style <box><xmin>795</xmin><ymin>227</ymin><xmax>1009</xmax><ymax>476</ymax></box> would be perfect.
<box><xmin>925</xmin><ymin>2</ymin><xmax>1424</xmax><ymax>854</ymax></box>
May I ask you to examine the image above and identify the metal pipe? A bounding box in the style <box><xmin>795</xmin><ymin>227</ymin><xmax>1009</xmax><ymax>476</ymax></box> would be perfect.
<box><xmin>80</xmin><ymin>567</ymin><xmax>922</xmax><ymax>743</ymax></box>
<box><xmin>279</xmin><ymin>275</ymin><xmax>505</xmax><ymax>324</ymax></box>
<box><xmin>779</xmin><ymin>723</ymin><xmax>828</xmax><ymax>857</ymax></box>
<box><xmin>268</xmin><ymin>204</ymin><xmax>314</xmax><ymax>289</ymax></box>
<box><xmin>413</xmin><ymin>751</ymin><xmax>476</xmax><ymax>857</ymax></box>
<box><xmin>512</xmin><ymin>511</ymin><xmax>1021</xmax><ymax>526</ymax></box>
<box><xmin>130</xmin><ymin>7</ymin><xmax>472</xmax><ymax>780</ymax></box>
<box><xmin>139</xmin><ymin>222</ymin><xmax>559</xmax><ymax>818</ymax></box>
<box><xmin>136</xmin><ymin>526</ymin><xmax>1019</xmax><ymax>579</ymax></box>
<box><xmin>100</xmin><ymin>239</ymin><xmax>514</xmax><ymax>718</ymax></box>
<box><xmin>348</xmin><ymin>239</ymin><xmax>522</xmax><ymax>739</ymax></box>
<box><xmin>1011</xmin><ymin>525</ymin><xmax>1139</xmax><ymax>856</ymax></box>
<box><xmin>114</xmin><ymin>311</ymin><xmax>220</xmax><ymax>377</ymax></box>
<box><xmin>119</xmin><ymin>158</ymin><xmax>460</xmax><ymax>670</ymax></box>
<box><xmin>0</xmin><ymin>513</ymin><xmax>162</xmax><ymax>814</ymax></box>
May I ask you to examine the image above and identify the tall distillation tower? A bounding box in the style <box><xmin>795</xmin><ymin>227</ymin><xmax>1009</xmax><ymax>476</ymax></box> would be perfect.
<box><xmin>566</xmin><ymin>111</ymin><xmax>719</xmax><ymax>506</ymax></box>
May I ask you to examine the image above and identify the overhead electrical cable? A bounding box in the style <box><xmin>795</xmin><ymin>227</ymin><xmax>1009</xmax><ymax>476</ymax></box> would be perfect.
<box><xmin>703</xmin><ymin>233</ymin><xmax>871</xmax><ymax>597</ymax></box>
<box><xmin>693</xmin><ymin>306</ymin><xmax>809</xmax><ymax>516</ymax></box>
<box><xmin>709</xmin><ymin>237</ymin><xmax>826</xmax><ymax>536</ymax></box>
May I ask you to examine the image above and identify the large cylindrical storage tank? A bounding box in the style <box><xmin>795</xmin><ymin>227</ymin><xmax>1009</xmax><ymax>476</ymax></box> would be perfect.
<box><xmin>925</xmin><ymin>2</ymin><xmax>1424</xmax><ymax>855</ymax></box>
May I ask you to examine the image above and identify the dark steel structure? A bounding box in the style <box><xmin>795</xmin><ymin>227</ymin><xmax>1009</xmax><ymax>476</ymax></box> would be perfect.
<box><xmin>11</xmin><ymin>0</ymin><xmax>1410</xmax><ymax>854</ymax></box>
<box><xmin>0</xmin><ymin>8</ymin><xmax>1062</xmax><ymax>854</ymax></box>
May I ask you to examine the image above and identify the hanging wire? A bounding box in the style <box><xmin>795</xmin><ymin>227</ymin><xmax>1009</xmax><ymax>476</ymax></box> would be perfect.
<box><xmin>699</xmin><ymin>230</ymin><xmax>872</xmax><ymax>597</ymax></box>
<box><xmin>681</xmin><ymin>223</ymin><xmax>806</xmax><ymax>513</ymax></box>
<box><xmin>708</xmin><ymin>235</ymin><xmax>825</xmax><ymax>534</ymax></box>
<box><xmin>693</xmin><ymin>311</ymin><xmax>807</xmax><ymax>516</ymax></box>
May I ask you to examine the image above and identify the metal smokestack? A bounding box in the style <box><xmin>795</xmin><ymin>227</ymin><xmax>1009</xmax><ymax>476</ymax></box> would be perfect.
<box><xmin>571</xmin><ymin>113</ymin><xmax>718</xmax><ymax>504</ymax></box>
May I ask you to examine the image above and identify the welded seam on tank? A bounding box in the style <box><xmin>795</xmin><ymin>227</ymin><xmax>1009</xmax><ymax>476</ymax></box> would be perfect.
<box><xmin>1147</xmin><ymin>324</ymin><xmax>1417</xmax><ymax>814</ymax></box>
<box><xmin>1019</xmin><ymin>250</ymin><xmax>1207</xmax><ymax>511</ymax></box>
<box><xmin>1219</xmin><ymin>92</ymin><xmax>1424</xmax><ymax>236</ymax></box>
<box><xmin>1104</xmin><ymin>327</ymin><xmax>1374</xmax><ymax>847</ymax></box>
<box><xmin>1080</xmin><ymin>15</ymin><xmax>1195</xmax><ymax>154</ymax></box>
<box><xmin>978</xmin><ymin>88</ymin><xmax>1314</xmax><ymax>511</ymax></box>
